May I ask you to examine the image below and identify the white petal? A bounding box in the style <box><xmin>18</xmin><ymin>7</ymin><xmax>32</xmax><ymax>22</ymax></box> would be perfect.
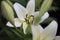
<box><xmin>14</xmin><ymin>3</ymin><xmax>27</xmax><ymax>21</ymax></box>
<box><xmin>31</xmin><ymin>25</ymin><xmax>43</xmax><ymax>40</ymax></box>
<box><xmin>40</xmin><ymin>12</ymin><xmax>49</xmax><ymax>23</ymax></box>
<box><xmin>26</xmin><ymin>0</ymin><xmax>35</xmax><ymax>13</ymax></box>
<box><xmin>34</xmin><ymin>11</ymin><xmax>39</xmax><ymax>17</ymax></box>
<box><xmin>23</xmin><ymin>22</ymin><xmax>28</xmax><ymax>34</ymax></box>
<box><xmin>6</xmin><ymin>22</ymin><xmax>13</xmax><ymax>27</ymax></box>
<box><xmin>55</xmin><ymin>36</ymin><xmax>60</xmax><ymax>40</ymax></box>
<box><xmin>6</xmin><ymin>18</ymin><xmax>22</xmax><ymax>27</ymax></box>
<box><xmin>40</xmin><ymin>20</ymin><xmax>58</xmax><ymax>40</ymax></box>
<box><xmin>34</xmin><ymin>12</ymin><xmax>49</xmax><ymax>23</ymax></box>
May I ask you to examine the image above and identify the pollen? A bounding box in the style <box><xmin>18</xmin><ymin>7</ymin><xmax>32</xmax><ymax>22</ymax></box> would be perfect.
<box><xmin>25</xmin><ymin>14</ymin><xmax>34</xmax><ymax>24</ymax></box>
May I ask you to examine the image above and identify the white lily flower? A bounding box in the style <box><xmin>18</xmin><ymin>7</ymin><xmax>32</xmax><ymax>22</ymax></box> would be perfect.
<box><xmin>31</xmin><ymin>20</ymin><xmax>60</xmax><ymax>40</ymax></box>
<box><xmin>6</xmin><ymin>0</ymin><xmax>49</xmax><ymax>34</ymax></box>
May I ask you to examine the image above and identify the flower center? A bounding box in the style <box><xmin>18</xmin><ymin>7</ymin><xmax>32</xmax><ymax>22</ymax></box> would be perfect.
<box><xmin>25</xmin><ymin>14</ymin><xmax>34</xmax><ymax>24</ymax></box>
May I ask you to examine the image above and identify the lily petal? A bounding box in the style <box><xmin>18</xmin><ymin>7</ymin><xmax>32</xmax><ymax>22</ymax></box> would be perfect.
<box><xmin>40</xmin><ymin>20</ymin><xmax>58</xmax><ymax>40</ymax></box>
<box><xmin>31</xmin><ymin>25</ymin><xmax>43</xmax><ymax>40</ymax></box>
<box><xmin>35</xmin><ymin>11</ymin><xmax>49</xmax><ymax>23</ymax></box>
<box><xmin>14</xmin><ymin>3</ymin><xmax>27</xmax><ymax>21</ymax></box>
<box><xmin>23</xmin><ymin>22</ymin><xmax>28</xmax><ymax>34</ymax></box>
<box><xmin>40</xmin><ymin>12</ymin><xmax>49</xmax><ymax>23</ymax></box>
<box><xmin>55</xmin><ymin>36</ymin><xmax>60</xmax><ymax>40</ymax></box>
<box><xmin>34</xmin><ymin>11</ymin><xmax>39</xmax><ymax>17</ymax></box>
<box><xmin>6</xmin><ymin>18</ymin><xmax>22</xmax><ymax>27</ymax></box>
<box><xmin>26</xmin><ymin>0</ymin><xmax>35</xmax><ymax>13</ymax></box>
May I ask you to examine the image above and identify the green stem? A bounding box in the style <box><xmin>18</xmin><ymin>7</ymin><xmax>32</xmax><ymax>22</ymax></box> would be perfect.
<box><xmin>11</xmin><ymin>29</ymin><xmax>24</xmax><ymax>39</ymax></box>
<box><xmin>13</xmin><ymin>25</ymin><xmax>25</xmax><ymax>38</ymax></box>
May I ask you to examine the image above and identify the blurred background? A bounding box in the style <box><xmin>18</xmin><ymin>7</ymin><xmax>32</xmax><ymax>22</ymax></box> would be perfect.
<box><xmin>0</xmin><ymin>0</ymin><xmax>60</xmax><ymax>40</ymax></box>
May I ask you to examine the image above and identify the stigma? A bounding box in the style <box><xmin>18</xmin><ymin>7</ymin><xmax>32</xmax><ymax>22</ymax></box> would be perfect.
<box><xmin>25</xmin><ymin>14</ymin><xmax>34</xmax><ymax>24</ymax></box>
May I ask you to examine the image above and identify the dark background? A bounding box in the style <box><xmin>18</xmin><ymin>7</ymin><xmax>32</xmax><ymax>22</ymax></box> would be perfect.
<box><xmin>49</xmin><ymin>0</ymin><xmax>60</xmax><ymax>35</ymax></box>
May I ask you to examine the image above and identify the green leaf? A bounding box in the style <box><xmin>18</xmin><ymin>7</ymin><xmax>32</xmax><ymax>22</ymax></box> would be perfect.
<box><xmin>0</xmin><ymin>31</ymin><xmax>11</xmax><ymax>40</ymax></box>
<box><xmin>5</xmin><ymin>30</ymin><xmax>22</xmax><ymax>40</ymax></box>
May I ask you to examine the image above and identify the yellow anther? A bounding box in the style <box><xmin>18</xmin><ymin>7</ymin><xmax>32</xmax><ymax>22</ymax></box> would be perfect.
<box><xmin>25</xmin><ymin>14</ymin><xmax>34</xmax><ymax>24</ymax></box>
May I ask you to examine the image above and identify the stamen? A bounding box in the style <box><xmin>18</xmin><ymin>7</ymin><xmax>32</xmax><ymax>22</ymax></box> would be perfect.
<box><xmin>25</xmin><ymin>18</ymin><xmax>29</xmax><ymax>24</ymax></box>
<box><xmin>26</xmin><ymin>14</ymin><xmax>28</xmax><ymax>18</ymax></box>
<box><xmin>25</xmin><ymin>14</ymin><xmax>34</xmax><ymax>24</ymax></box>
<box><xmin>30</xmin><ymin>15</ymin><xmax>34</xmax><ymax>17</ymax></box>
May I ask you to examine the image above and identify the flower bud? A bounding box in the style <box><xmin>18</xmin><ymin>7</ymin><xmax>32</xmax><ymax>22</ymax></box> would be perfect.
<box><xmin>1</xmin><ymin>1</ymin><xmax>14</xmax><ymax>24</ymax></box>
<box><xmin>35</xmin><ymin>0</ymin><xmax>42</xmax><ymax>8</ymax></box>
<box><xmin>34</xmin><ymin>0</ymin><xmax>53</xmax><ymax>25</ymax></box>
<box><xmin>5</xmin><ymin>0</ymin><xmax>13</xmax><ymax>7</ymax></box>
